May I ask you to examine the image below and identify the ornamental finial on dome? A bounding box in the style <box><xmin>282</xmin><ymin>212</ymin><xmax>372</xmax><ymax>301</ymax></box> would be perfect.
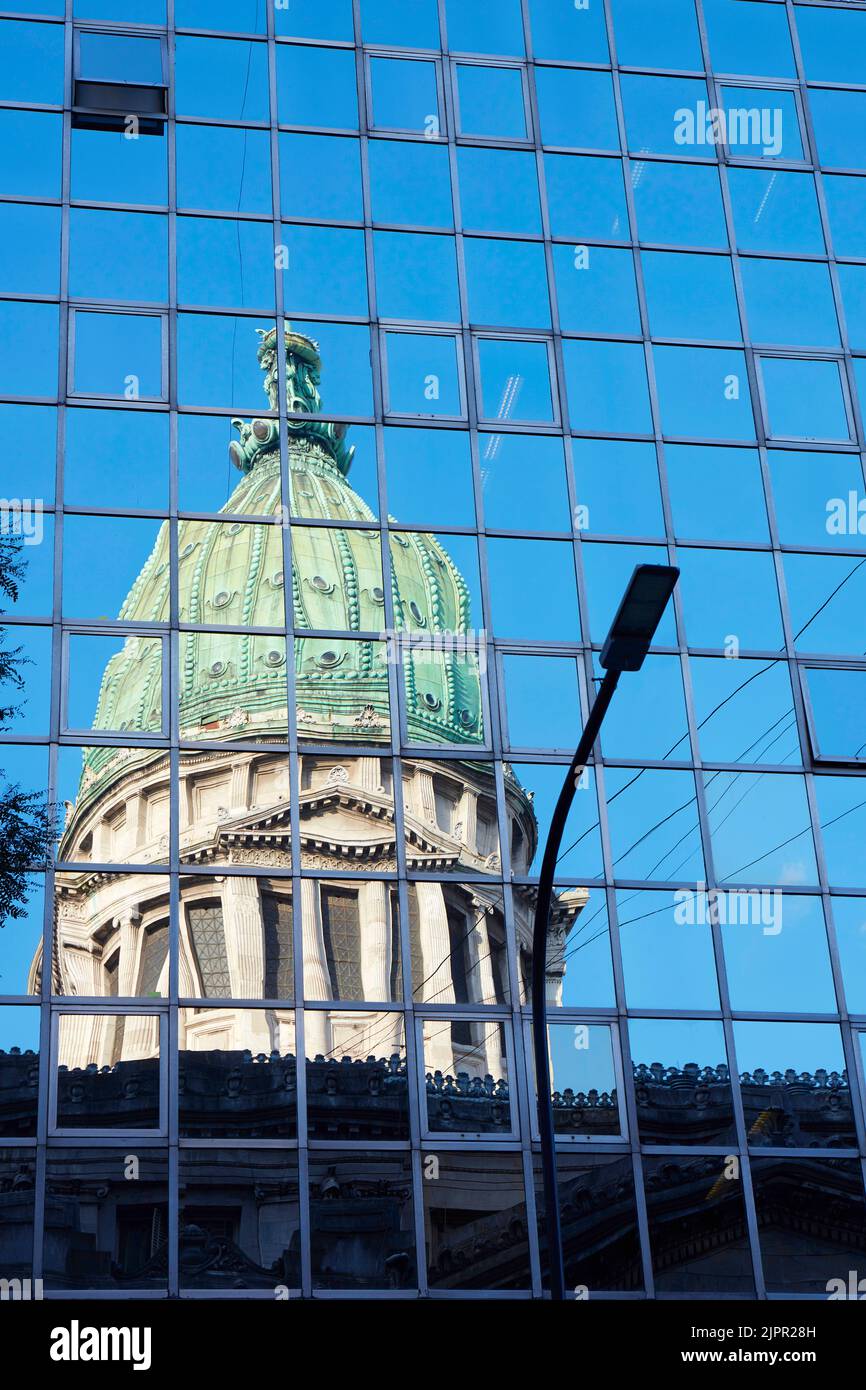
<box><xmin>228</xmin><ymin>327</ymin><xmax>354</xmax><ymax>477</ymax></box>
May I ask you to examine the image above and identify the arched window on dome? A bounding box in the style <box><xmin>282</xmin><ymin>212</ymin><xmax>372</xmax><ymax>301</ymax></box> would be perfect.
<box><xmin>320</xmin><ymin>887</ymin><xmax>362</xmax><ymax>1001</ymax></box>
<box><xmin>262</xmin><ymin>892</ymin><xmax>294</xmax><ymax>1001</ymax></box>
<box><xmin>187</xmin><ymin>902</ymin><xmax>232</xmax><ymax>998</ymax></box>
<box><xmin>138</xmin><ymin>921</ymin><xmax>168</xmax><ymax>998</ymax></box>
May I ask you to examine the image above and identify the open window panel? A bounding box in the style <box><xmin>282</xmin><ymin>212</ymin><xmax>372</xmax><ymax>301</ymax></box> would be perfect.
<box><xmin>800</xmin><ymin>663</ymin><xmax>866</xmax><ymax>764</ymax></box>
<box><xmin>73</xmin><ymin>29</ymin><xmax>168</xmax><ymax>134</ymax></box>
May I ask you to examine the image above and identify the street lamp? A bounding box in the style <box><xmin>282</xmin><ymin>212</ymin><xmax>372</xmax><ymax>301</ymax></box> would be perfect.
<box><xmin>531</xmin><ymin>563</ymin><xmax>680</xmax><ymax>1301</ymax></box>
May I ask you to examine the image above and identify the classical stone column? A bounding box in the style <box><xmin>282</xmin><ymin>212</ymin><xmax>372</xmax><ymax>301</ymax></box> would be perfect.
<box><xmin>414</xmin><ymin>882</ymin><xmax>455</xmax><ymax>1074</ymax></box>
<box><xmin>301</xmin><ymin>878</ymin><xmax>330</xmax><ymax>1057</ymax></box>
<box><xmin>457</xmin><ymin>787</ymin><xmax>478</xmax><ymax>855</ymax></box>
<box><xmin>359</xmin><ymin>878</ymin><xmax>390</xmax><ymax>1002</ymax></box>
<box><xmin>58</xmin><ymin>945</ymin><xmax>101</xmax><ymax>1068</ymax></box>
<box><xmin>412</xmin><ymin>768</ymin><xmax>437</xmax><ymax>824</ymax></box>
<box><xmin>222</xmin><ymin>875</ymin><xmax>265</xmax><ymax>998</ymax></box>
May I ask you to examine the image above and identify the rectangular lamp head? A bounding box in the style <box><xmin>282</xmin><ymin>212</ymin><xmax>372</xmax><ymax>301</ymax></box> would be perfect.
<box><xmin>599</xmin><ymin>564</ymin><xmax>680</xmax><ymax>672</ymax></box>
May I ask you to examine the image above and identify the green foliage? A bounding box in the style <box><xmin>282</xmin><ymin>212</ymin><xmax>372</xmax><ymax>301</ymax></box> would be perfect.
<box><xmin>0</xmin><ymin>534</ymin><xmax>56</xmax><ymax>927</ymax></box>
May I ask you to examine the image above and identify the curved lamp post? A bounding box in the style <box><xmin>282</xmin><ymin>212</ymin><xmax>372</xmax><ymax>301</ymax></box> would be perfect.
<box><xmin>531</xmin><ymin>563</ymin><xmax>680</xmax><ymax>1301</ymax></box>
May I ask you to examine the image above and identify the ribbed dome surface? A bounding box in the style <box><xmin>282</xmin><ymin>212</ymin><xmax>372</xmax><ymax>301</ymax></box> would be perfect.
<box><xmin>85</xmin><ymin>330</ymin><xmax>484</xmax><ymax>781</ymax></box>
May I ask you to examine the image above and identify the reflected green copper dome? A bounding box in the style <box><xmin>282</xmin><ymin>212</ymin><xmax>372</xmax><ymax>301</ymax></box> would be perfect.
<box><xmin>86</xmin><ymin>328</ymin><xmax>484</xmax><ymax>778</ymax></box>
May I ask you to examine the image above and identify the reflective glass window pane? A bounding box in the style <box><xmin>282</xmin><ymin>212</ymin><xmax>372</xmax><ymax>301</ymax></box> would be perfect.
<box><xmin>734</xmin><ymin>1020</ymin><xmax>855</xmax><ymax>1147</ymax></box>
<box><xmin>71</xmin><ymin>125</ymin><xmax>167</xmax><ymax>206</ymax></box>
<box><xmin>179</xmin><ymin>215</ymin><xmax>277</xmax><ymax>308</ymax></box>
<box><xmin>742</xmin><ymin>258</ymin><xmax>839</xmax><ymax>348</ymax></box>
<box><xmin>595</xmin><ymin>655</ymin><xmax>689</xmax><ymax>761</ymax></box>
<box><xmin>581</xmin><ymin>540</ymin><xmax>677</xmax><ymax>644</ymax></box>
<box><xmin>760</xmin><ymin>357</ymin><xmax>850</xmax><ymax>442</ymax></box>
<box><xmin>703</xmin><ymin>0</ymin><xmax>795</xmax><ymax>77</ymax></box>
<box><xmin>178</xmin><ymin>314</ymin><xmax>274</xmax><ymax>412</ymax></box>
<box><xmin>752</xmin><ymin>1157</ymin><xmax>866</xmax><ymax>1293</ymax></box>
<box><xmin>465</xmin><ymin>238</ymin><xmax>550</xmax><ymax>329</ymax></box>
<box><xmin>0</xmin><ymin>110</ymin><xmax>62</xmax><ymax>199</ymax></box>
<box><xmin>176</xmin><ymin>0</ymin><xmax>266</xmax><ymax>29</ymax></box>
<box><xmin>369</xmin><ymin>138</ymin><xmax>452</xmax><ymax>227</ymax></box>
<box><xmin>537</xmin><ymin>1155</ymin><xmax>641</xmax><ymax>1293</ymax></box>
<box><xmin>178</xmin><ymin>1150</ymin><xmax>300</xmax><ymax>1292</ymax></box>
<box><xmin>274</xmin><ymin>0</ymin><xmax>354</xmax><ymax>39</ymax></box>
<box><xmin>180</xmin><ymin>1008</ymin><xmax>297</xmax><ymax>1138</ymax></box>
<box><xmin>78</xmin><ymin>31</ymin><xmax>163</xmax><ymax>83</ymax></box>
<box><xmin>70</xmin><ymin>209</ymin><xmax>168</xmax><ymax>304</ymax></box>
<box><xmin>361</xmin><ymin>0</ymin><xmax>440</xmax><ymax>49</ymax></box>
<box><xmin>385</xmin><ymin>331</ymin><xmax>463</xmax><ymax>416</ymax></box>
<box><xmin>369</xmin><ymin>56</ymin><xmax>439</xmax><ymax>134</ymax></box>
<box><xmin>309</xmin><ymin>1152</ymin><xmax>415</xmax><ymax>1291</ymax></box>
<box><xmin>707</xmin><ymin>771</ymin><xmax>818</xmax><ymax>887</ymax></box>
<box><xmin>177</xmin><ymin>124</ymin><xmax>272</xmax><ymax>214</ymax></box>
<box><xmin>0</xmin><ymin>204</ymin><xmax>60</xmax><ymax>296</ymax></box>
<box><xmin>175</xmin><ymin>37</ymin><xmax>269</xmax><ymax>121</ymax></box>
<box><xmin>0</xmin><ymin>302</ymin><xmax>58</xmax><ymax>399</ymax></box>
<box><xmin>723</xmin><ymin>893</ymin><xmax>836</xmax><ymax>1013</ymax></box>
<box><xmin>545</xmin><ymin>154</ymin><xmax>628</xmax><ymax>241</ymax></box>
<box><xmin>719</xmin><ymin>86</ymin><xmax>803</xmax><ymax>160</ymax></box>
<box><xmin>784</xmin><ymin>552</ymin><xmax>866</xmax><ymax>655</ymax></box>
<box><xmin>516</xmin><ymin>763</ymin><xmax>604</xmax><ymax>879</ymax></box>
<box><xmin>456</xmin><ymin>63</ymin><xmax>527</xmax><ymax>139</ymax></box>
<box><xmin>425</xmin><ymin>1152</ymin><xmax>531</xmax><ymax>1291</ymax></box>
<box><xmin>44</xmin><ymin>1150</ymin><xmax>167</xmax><ymax>1290</ymax></box>
<box><xmin>543</xmin><ymin>1022</ymin><xmax>622</xmax><ymax>1137</ymax></box>
<box><xmin>384</xmin><ymin>426</ymin><xmax>475</xmax><ymax>528</ymax></box>
<box><xmin>0</xmin><ymin>403</ymin><xmax>55</xmax><ymax>506</ymax></box>
<box><xmin>643</xmin><ymin>1154</ymin><xmax>754</xmax><ymax>1294</ymax></box>
<box><xmin>555</xmin><ymin>246</ymin><xmax>640</xmax><ymax>336</ymax></box>
<box><xmin>727</xmin><ymin>168</ymin><xmax>824</xmax><ymax>254</ymax></box>
<box><xmin>486</xmin><ymin>538</ymin><xmax>579</xmax><ymax>641</ymax></box>
<box><xmin>74</xmin><ymin>0</ymin><xmax>164</xmax><ymax>18</ymax></box>
<box><xmin>616</xmin><ymin>888</ymin><xmax>719</xmax><ymax>1009</ymax></box>
<box><xmin>481</xmin><ymin>432</ymin><xmax>571</xmax><ymax>532</ymax></box>
<box><xmin>653</xmin><ymin>345</ymin><xmax>756</xmax><ymax>440</ymax></box>
<box><xmin>574</xmin><ymin>439</ymin><xmax>665</xmax><ymax>537</ymax></box>
<box><xmin>621</xmin><ymin>75</ymin><xmax>710</xmax><ymax>157</ymax></box>
<box><xmin>796</xmin><ymin>3</ymin><xmax>866</xmax><ymax>84</ymax></box>
<box><xmin>824</xmin><ymin>175</ymin><xmax>866</xmax><ymax>258</ymax></box>
<box><xmin>67</xmin><ymin>633</ymin><xmax>164</xmax><ymax>735</ymax></box>
<box><xmin>536</xmin><ymin>68</ymin><xmax>618</xmax><ymax>150</ymax></box>
<box><xmin>677</xmin><ymin>547</ymin><xmax>783</xmax><ymax>650</ymax></box>
<box><xmin>666</xmin><ymin>444</ymin><xmax>769</xmax><ymax>542</ymax></box>
<box><xmin>422</xmin><ymin>1016</ymin><xmax>513</xmax><ymax>1134</ymax></box>
<box><xmin>564</xmin><ymin>341</ymin><xmax>652</xmax><ymax>434</ymax></box>
<box><xmin>0</xmin><ymin>871</ymin><xmax>43</xmax><ymax>994</ymax></box>
<box><xmin>57</xmin><ymin>1013</ymin><xmax>160</xmax><ymax>1128</ymax></box>
<box><xmin>642</xmin><ymin>250</ymin><xmax>741</xmax><ymax>341</ymax></box>
<box><xmin>529</xmin><ymin>0</ymin><xmax>608</xmax><ymax>59</ymax></box>
<box><xmin>540</xmin><ymin>887</ymin><xmax>616</xmax><ymax>1009</ymax></box>
<box><xmin>72</xmin><ymin>311</ymin><xmax>163</xmax><ymax>401</ymax></box>
<box><xmin>306</xmin><ymin>1010</ymin><xmax>407</xmax><ymax>1139</ymax></box>
<box><xmin>630</xmin><ymin>159</ymin><xmax>727</xmax><ymax>248</ymax></box>
<box><xmin>832</xmin><ymin>898</ymin><xmax>866</xmax><ymax>1012</ymax></box>
<box><xmin>277</xmin><ymin>44</ymin><xmax>359</xmax><ymax>129</ymax></box>
<box><xmin>770</xmin><ymin>448</ymin><xmax>865</xmax><ymax>548</ymax></box>
<box><xmin>374</xmin><ymin>231</ymin><xmax>459</xmax><ymax>321</ymax></box>
<box><xmin>605</xmin><ymin>768</ymin><xmax>704</xmax><ymax>882</ymax></box>
<box><xmin>0</xmin><ymin>1148</ymin><xmax>35</xmax><ymax>1274</ymax></box>
<box><xmin>458</xmin><ymin>147</ymin><xmax>541</xmax><ymax>235</ymax></box>
<box><xmin>445</xmin><ymin>0</ymin><xmax>525</xmax><ymax>56</ymax></box>
<box><xmin>1</xmin><ymin>523</ymin><xmax>55</xmax><ymax>616</ymax></box>
<box><xmin>810</xmin><ymin>89</ymin><xmax>866</xmax><ymax>169</ymax></box>
<box><xmin>628</xmin><ymin>1017</ymin><xmax>735</xmax><ymax>1146</ymax></box>
<box><xmin>503</xmin><ymin>654</ymin><xmax>580</xmax><ymax>750</ymax></box>
<box><xmin>62</xmin><ymin>515</ymin><xmax>164</xmax><ymax>621</ymax></box>
<box><xmin>406</xmin><ymin>881</ymin><xmax>509</xmax><ymax>1005</ymax></box>
<box><xmin>280</xmin><ymin>134</ymin><xmax>362</xmax><ymax>222</ymax></box>
<box><xmin>1</xmin><ymin>625</ymin><xmax>51</xmax><ymax>736</ymax></box>
<box><xmin>611</xmin><ymin>0</ymin><xmax>702</xmax><ymax>68</ymax></box>
<box><xmin>804</xmin><ymin>668</ymin><xmax>866</xmax><ymax>762</ymax></box>
<box><xmin>838</xmin><ymin>266</ymin><xmax>866</xmax><ymax>352</ymax></box>
<box><xmin>282</xmin><ymin>225</ymin><xmax>367</xmax><ymax>317</ymax></box>
<box><xmin>815</xmin><ymin>775</ymin><xmax>866</xmax><ymax>888</ymax></box>
<box><xmin>477</xmin><ymin>337</ymin><xmax>554</xmax><ymax>422</ymax></box>
<box><xmin>0</xmin><ymin>19</ymin><xmax>64</xmax><ymax>103</ymax></box>
<box><xmin>689</xmin><ymin>655</ymin><xmax>799</xmax><ymax>766</ymax></box>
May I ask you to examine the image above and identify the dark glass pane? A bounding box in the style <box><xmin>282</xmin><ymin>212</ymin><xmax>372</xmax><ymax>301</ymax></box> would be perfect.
<box><xmin>309</xmin><ymin>1152</ymin><xmax>416</xmax><ymax>1291</ymax></box>
<box><xmin>536</xmin><ymin>1154</ymin><xmax>643</xmax><ymax>1293</ymax></box>
<box><xmin>425</xmin><ymin>1151</ymin><xmax>531</xmax><ymax>1290</ymax></box>
<box><xmin>643</xmin><ymin>1154</ymin><xmax>755</xmax><ymax>1294</ymax></box>
<box><xmin>752</xmin><ymin>1157</ymin><xmax>866</xmax><ymax>1293</ymax></box>
<box><xmin>179</xmin><ymin>1149</ymin><xmax>301</xmax><ymax>1291</ymax></box>
<box><xmin>44</xmin><ymin>1149</ymin><xmax>167</xmax><ymax>1290</ymax></box>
